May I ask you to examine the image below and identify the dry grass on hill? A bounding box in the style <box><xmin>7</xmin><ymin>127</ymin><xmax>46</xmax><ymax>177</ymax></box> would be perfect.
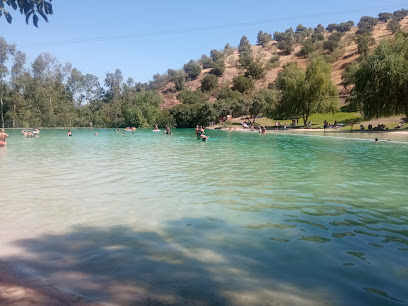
<box><xmin>159</xmin><ymin>17</ymin><xmax>408</xmax><ymax>111</ymax></box>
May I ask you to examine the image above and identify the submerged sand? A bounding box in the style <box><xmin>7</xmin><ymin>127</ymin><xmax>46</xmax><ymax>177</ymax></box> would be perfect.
<box><xmin>0</xmin><ymin>261</ymin><xmax>97</xmax><ymax>306</ymax></box>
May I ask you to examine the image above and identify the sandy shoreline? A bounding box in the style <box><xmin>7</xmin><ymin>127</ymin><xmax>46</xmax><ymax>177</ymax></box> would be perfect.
<box><xmin>0</xmin><ymin>261</ymin><xmax>98</xmax><ymax>306</ymax></box>
<box><xmin>208</xmin><ymin>125</ymin><xmax>408</xmax><ymax>133</ymax></box>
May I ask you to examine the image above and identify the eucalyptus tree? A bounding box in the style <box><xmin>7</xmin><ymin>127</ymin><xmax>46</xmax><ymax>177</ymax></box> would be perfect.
<box><xmin>30</xmin><ymin>53</ymin><xmax>70</xmax><ymax>126</ymax></box>
<box><xmin>105</xmin><ymin>69</ymin><xmax>124</xmax><ymax>126</ymax></box>
<box><xmin>1</xmin><ymin>0</ymin><xmax>53</xmax><ymax>27</ymax></box>
<box><xmin>9</xmin><ymin>50</ymin><xmax>26</xmax><ymax>127</ymax></box>
<box><xmin>0</xmin><ymin>37</ymin><xmax>15</xmax><ymax>128</ymax></box>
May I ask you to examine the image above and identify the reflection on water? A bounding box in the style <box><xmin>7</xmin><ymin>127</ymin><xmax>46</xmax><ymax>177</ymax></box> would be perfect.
<box><xmin>0</xmin><ymin>129</ymin><xmax>407</xmax><ymax>305</ymax></box>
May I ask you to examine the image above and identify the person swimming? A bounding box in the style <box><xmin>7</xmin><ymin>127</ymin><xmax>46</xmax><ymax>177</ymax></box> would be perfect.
<box><xmin>0</xmin><ymin>129</ymin><xmax>9</xmax><ymax>146</ymax></box>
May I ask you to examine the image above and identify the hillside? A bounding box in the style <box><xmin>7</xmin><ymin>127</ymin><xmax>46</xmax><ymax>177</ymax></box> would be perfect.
<box><xmin>159</xmin><ymin>17</ymin><xmax>408</xmax><ymax>110</ymax></box>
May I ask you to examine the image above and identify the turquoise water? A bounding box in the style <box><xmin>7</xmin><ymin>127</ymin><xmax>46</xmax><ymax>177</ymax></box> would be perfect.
<box><xmin>0</xmin><ymin>129</ymin><xmax>407</xmax><ymax>305</ymax></box>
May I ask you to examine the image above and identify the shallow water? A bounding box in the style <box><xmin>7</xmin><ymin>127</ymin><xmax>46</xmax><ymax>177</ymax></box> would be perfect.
<box><xmin>1</xmin><ymin>129</ymin><xmax>407</xmax><ymax>305</ymax></box>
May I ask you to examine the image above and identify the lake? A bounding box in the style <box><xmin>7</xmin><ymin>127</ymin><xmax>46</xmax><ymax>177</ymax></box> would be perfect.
<box><xmin>0</xmin><ymin>128</ymin><xmax>407</xmax><ymax>305</ymax></box>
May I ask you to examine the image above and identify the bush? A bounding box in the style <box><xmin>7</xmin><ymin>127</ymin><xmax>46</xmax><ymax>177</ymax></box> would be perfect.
<box><xmin>223</xmin><ymin>43</ymin><xmax>235</xmax><ymax>56</ymax></box>
<box><xmin>356</xmin><ymin>34</ymin><xmax>376</xmax><ymax>56</ymax></box>
<box><xmin>257</xmin><ymin>30</ymin><xmax>272</xmax><ymax>46</ymax></box>
<box><xmin>387</xmin><ymin>20</ymin><xmax>401</xmax><ymax>33</ymax></box>
<box><xmin>177</xmin><ymin>89</ymin><xmax>207</xmax><ymax>104</ymax></box>
<box><xmin>201</xmin><ymin>74</ymin><xmax>219</xmax><ymax>92</ymax></box>
<box><xmin>297</xmin><ymin>39</ymin><xmax>316</xmax><ymax>57</ymax></box>
<box><xmin>245</xmin><ymin>61</ymin><xmax>264</xmax><ymax>79</ymax></box>
<box><xmin>323</xmin><ymin>40</ymin><xmax>339</xmax><ymax>52</ymax></box>
<box><xmin>168</xmin><ymin>69</ymin><xmax>185</xmax><ymax>92</ymax></box>
<box><xmin>378</xmin><ymin>12</ymin><xmax>393</xmax><ymax>22</ymax></box>
<box><xmin>209</xmin><ymin>59</ymin><xmax>225</xmax><ymax>76</ymax></box>
<box><xmin>311</xmin><ymin>33</ymin><xmax>325</xmax><ymax>42</ymax></box>
<box><xmin>314</xmin><ymin>24</ymin><xmax>325</xmax><ymax>34</ymax></box>
<box><xmin>199</xmin><ymin>55</ymin><xmax>214</xmax><ymax>69</ymax></box>
<box><xmin>183</xmin><ymin>60</ymin><xmax>202</xmax><ymax>80</ymax></box>
<box><xmin>269</xmin><ymin>54</ymin><xmax>280</xmax><ymax>64</ymax></box>
<box><xmin>232</xmin><ymin>75</ymin><xmax>255</xmax><ymax>94</ymax></box>
<box><xmin>393</xmin><ymin>9</ymin><xmax>408</xmax><ymax>22</ymax></box>
<box><xmin>277</xmin><ymin>39</ymin><xmax>294</xmax><ymax>55</ymax></box>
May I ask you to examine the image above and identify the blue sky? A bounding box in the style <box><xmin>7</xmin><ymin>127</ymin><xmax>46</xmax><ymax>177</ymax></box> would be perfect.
<box><xmin>1</xmin><ymin>0</ymin><xmax>407</xmax><ymax>85</ymax></box>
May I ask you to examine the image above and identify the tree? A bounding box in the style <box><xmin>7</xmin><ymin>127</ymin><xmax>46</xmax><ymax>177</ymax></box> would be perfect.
<box><xmin>215</xmin><ymin>87</ymin><xmax>245</xmax><ymax>118</ymax></box>
<box><xmin>249</xmin><ymin>89</ymin><xmax>278</xmax><ymax>122</ymax></box>
<box><xmin>223</xmin><ymin>43</ymin><xmax>235</xmax><ymax>56</ymax></box>
<box><xmin>276</xmin><ymin>57</ymin><xmax>338</xmax><ymax>125</ymax></box>
<box><xmin>177</xmin><ymin>89</ymin><xmax>206</xmax><ymax>104</ymax></box>
<box><xmin>1</xmin><ymin>0</ymin><xmax>53</xmax><ymax>27</ymax></box>
<box><xmin>201</xmin><ymin>74</ymin><xmax>218</xmax><ymax>92</ymax></box>
<box><xmin>0</xmin><ymin>37</ymin><xmax>15</xmax><ymax>128</ymax></box>
<box><xmin>245</xmin><ymin>61</ymin><xmax>264</xmax><ymax>79</ymax></box>
<box><xmin>356</xmin><ymin>34</ymin><xmax>376</xmax><ymax>56</ymax></box>
<box><xmin>209</xmin><ymin>59</ymin><xmax>225</xmax><ymax>76</ymax></box>
<box><xmin>232</xmin><ymin>75</ymin><xmax>255</xmax><ymax>94</ymax></box>
<box><xmin>297</xmin><ymin>39</ymin><xmax>316</xmax><ymax>57</ymax></box>
<box><xmin>387</xmin><ymin>20</ymin><xmax>401</xmax><ymax>34</ymax></box>
<box><xmin>238</xmin><ymin>35</ymin><xmax>253</xmax><ymax>68</ymax></box>
<box><xmin>199</xmin><ymin>55</ymin><xmax>214</xmax><ymax>69</ymax></box>
<box><xmin>183</xmin><ymin>60</ymin><xmax>202</xmax><ymax>80</ymax></box>
<box><xmin>352</xmin><ymin>33</ymin><xmax>408</xmax><ymax>120</ymax></box>
<box><xmin>378</xmin><ymin>12</ymin><xmax>393</xmax><ymax>22</ymax></box>
<box><xmin>168</xmin><ymin>69</ymin><xmax>185</xmax><ymax>91</ymax></box>
<box><xmin>393</xmin><ymin>9</ymin><xmax>408</xmax><ymax>22</ymax></box>
<box><xmin>257</xmin><ymin>31</ymin><xmax>272</xmax><ymax>46</ymax></box>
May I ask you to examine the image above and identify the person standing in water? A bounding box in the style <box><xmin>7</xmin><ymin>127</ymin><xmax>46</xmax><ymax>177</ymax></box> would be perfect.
<box><xmin>0</xmin><ymin>129</ymin><xmax>9</xmax><ymax>146</ymax></box>
<box><xmin>67</xmin><ymin>130</ymin><xmax>72</xmax><ymax>137</ymax></box>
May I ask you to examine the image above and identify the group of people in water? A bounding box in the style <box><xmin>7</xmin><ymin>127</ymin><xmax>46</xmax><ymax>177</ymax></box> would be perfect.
<box><xmin>195</xmin><ymin>125</ymin><xmax>208</xmax><ymax>141</ymax></box>
<box><xmin>21</xmin><ymin>128</ymin><xmax>40</xmax><ymax>138</ymax></box>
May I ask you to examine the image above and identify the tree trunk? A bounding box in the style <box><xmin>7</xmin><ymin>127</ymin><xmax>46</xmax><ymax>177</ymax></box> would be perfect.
<box><xmin>12</xmin><ymin>104</ymin><xmax>16</xmax><ymax>128</ymax></box>
<box><xmin>0</xmin><ymin>97</ymin><xmax>4</xmax><ymax>129</ymax></box>
<box><xmin>302</xmin><ymin>114</ymin><xmax>308</xmax><ymax>127</ymax></box>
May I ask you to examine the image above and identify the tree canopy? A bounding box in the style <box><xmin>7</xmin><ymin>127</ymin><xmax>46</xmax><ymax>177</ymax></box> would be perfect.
<box><xmin>352</xmin><ymin>32</ymin><xmax>408</xmax><ymax>119</ymax></box>
<box><xmin>0</xmin><ymin>0</ymin><xmax>53</xmax><ymax>27</ymax></box>
<box><xmin>275</xmin><ymin>57</ymin><xmax>338</xmax><ymax>125</ymax></box>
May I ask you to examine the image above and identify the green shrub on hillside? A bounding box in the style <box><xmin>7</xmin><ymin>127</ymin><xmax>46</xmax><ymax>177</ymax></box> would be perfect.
<box><xmin>232</xmin><ymin>75</ymin><xmax>255</xmax><ymax>94</ymax></box>
<box><xmin>201</xmin><ymin>74</ymin><xmax>219</xmax><ymax>92</ymax></box>
<box><xmin>387</xmin><ymin>20</ymin><xmax>401</xmax><ymax>34</ymax></box>
<box><xmin>177</xmin><ymin>89</ymin><xmax>207</xmax><ymax>104</ymax></box>
<box><xmin>183</xmin><ymin>60</ymin><xmax>202</xmax><ymax>80</ymax></box>
<box><xmin>257</xmin><ymin>31</ymin><xmax>272</xmax><ymax>46</ymax></box>
<box><xmin>245</xmin><ymin>61</ymin><xmax>265</xmax><ymax>79</ymax></box>
<box><xmin>393</xmin><ymin>9</ymin><xmax>408</xmax><ymax>22</ymax></box>
<box><xmin>356</xmin><ymin>34</ymin><xmax>376</xmax><ymax>56</ymax></box>
<box><xmin>378</xmin><ymin>12</ymin><xmax>393</xmax><ymax>22</ymax></box>
<box><xmin>199</xmin><ymin>55</ymin><xmax>214</xmax><ymax>69</ymax></box>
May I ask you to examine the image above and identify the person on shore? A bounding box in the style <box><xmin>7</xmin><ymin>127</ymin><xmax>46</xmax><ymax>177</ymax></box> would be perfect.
<box><xmin>284</xmin><ymin>123</ymin><xmax>287</xmax><ymax>130</ymax></box>
<box><xmin>0</xmin><ymin>129</ymin><xmax>9</xmax><ymax>146</ymax></box>
<box><xmin>67</xmin><ymin>130</ymin><xmax>72</xmax><ymax>137</ymax></box>
<box><xmin>251</xmin><ymin>125</ymin><xmax>254</xmax><ymax>132</ymax></box>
